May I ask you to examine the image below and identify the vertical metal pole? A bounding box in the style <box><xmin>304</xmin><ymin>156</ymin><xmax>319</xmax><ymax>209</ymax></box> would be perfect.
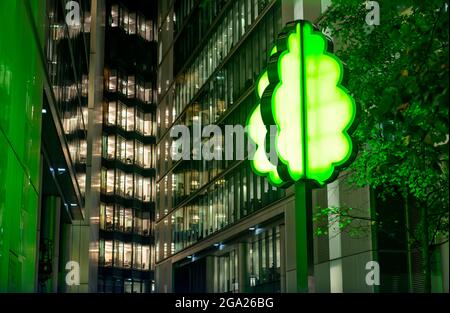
<box><xmin>295</xmin><ymin>181</ymin><xmax>313</xmax><ymax>292</ymax></box>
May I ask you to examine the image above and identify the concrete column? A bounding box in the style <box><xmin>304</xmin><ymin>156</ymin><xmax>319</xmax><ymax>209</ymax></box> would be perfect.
<box><xmin>237</xmin><ymin>243</ymin><xmax>249</xmax><ymax>292</ymax></box>
<box><xmin>85</xmin><ymin>0</ymin><xmax>106</xmax><ymax>292</ymax></box>
<box><xmin>156</xmin><ymin>259</ymin><xmax>173</xmax><ymax>293</ymax></box>
<box><xmin>279</xmin><ymin>223</ymin><xmax>286</xmax><ymax>292</ymax></box>
<box><xmin>281</xmin><ymin>0</ymin><xmax>328</xmax><ymax>22</ymax></box>
<box><xmin>205</xmin><ymin>256</ymin><xmax>216</xmax><ymax>292</ymax></box>
<box><xmin>303</xmin><ymin>0</ymin><xmax>322</xmax><ymax>20</ymax></box>
<box><xmin>327</xmin><ymin>180</ymin><xmax>343</xmax><ymax>293</ymax></box>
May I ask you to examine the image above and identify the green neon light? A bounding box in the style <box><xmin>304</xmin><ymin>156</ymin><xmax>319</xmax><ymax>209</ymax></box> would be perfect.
<box><xmin>247</xmin><ymin>48</ymin><xmax>283</xmax><ymax>186</ymax></box>
<box><xmin>247</xmin><ymin>20</ymin><xmax>357</xmax><ymax>187</ymax></box>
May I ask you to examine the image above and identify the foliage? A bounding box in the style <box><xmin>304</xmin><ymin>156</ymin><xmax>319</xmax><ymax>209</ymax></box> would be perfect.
<box><xmin>316</xmin><ymin>0</ymin><xmax>449</xmax><ymax>244</ymax></box>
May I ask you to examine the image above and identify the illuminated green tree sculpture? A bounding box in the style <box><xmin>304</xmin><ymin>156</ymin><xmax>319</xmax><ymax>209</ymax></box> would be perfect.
<box><xmin>247</xmin><ymin>20</ymin><xmax>357</xmax><ymax>292</ymax></box>
<box><xmin>248</xmin><ymin>20</ymin><xmax>357</xmax><ymax>187</ymax></box>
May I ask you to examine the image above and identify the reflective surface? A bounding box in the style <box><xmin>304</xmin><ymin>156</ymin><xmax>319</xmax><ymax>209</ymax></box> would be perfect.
<box><xmin>0</xmin><ymin>0</ymin><xmax>44</xmax><ymax>292</ymax></box>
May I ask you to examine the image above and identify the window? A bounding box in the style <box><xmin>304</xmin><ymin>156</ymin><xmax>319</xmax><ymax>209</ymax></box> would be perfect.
<box><xmin>118</xmin><ymin>101</ymin><xmax>127</xmax><ymax>129</ymax></box>
<box><xmin>102</xmin><ymin>134</ymin><xmax>115</xmax><ymax>159</ymax></box>
<box><xmin>107</xmin><ymin>101</ymin><xmax>116</xmax><ymax>125</ymax></box>
<box><xmin>126</xmin><ymin>107</ymin><xmax>135</xmax><ymax>131</ymax></box>
<box><xmin>116</xmin><ymin>170</ymin><xmax>125</xmax><ymax>196</ymax></box>
<box><xmin>134</xmin><ymin>214</ymin><xmax>143</xmax><ymax>235</ymax></box>
<box><xmin>125</xmin><ymin>209</ymin><xmax>133</xmax><ymax>233</ymax></box>
<box><xmin>111</xmin><ymin>4</ymin><xmax>119</xmax><ymax>27</ymax></box>
<box><xmin>248</xmin><ymin>226</ymin><xmax>281</xmax><ymax>292</ymax></box>
<box><xmin>126</xmin><ymin>140</ymin><xmax>134</xmax><ymax>164</ymax></box>
<box><xmin>216</xmin><ymin>251</ymin><xmax>238</xmax><ymax>293</ymax></box>
<box><xmin>133</xmin><ymin>243</ymin><xmax>142</xmax><ymax>269</ymax></box>
<box><xmin>101</xmin><ymin>168</ymin><xmax>114</xmax><ymax>194</ymax></box>
<box><xmin>135</xmin><ymin>141</ymin><xmax>144</xmax><ymax>167</ymax></box>
<box><xmin>107</xmin><ymin>69</ymin><xmax>117</xmax><ymax>92</ymax></box>
<box><xmin>79</xmin><ymin>139</ymin><xmax>87</xmax><ymax>163</ymax></box>
<box><xmin>114</xmin><ymin>240</ymin><xmax>124</xmax><ymax>267</ymax></box>
<box><xmin>142</xmin><ymin>245</ymin><xmax>150</xmax><ymax>270</ymax></box>
<box><xmin>142</xmin><ymin>211</ymin><xmax>151</xmax><ymax>236</ymax></box>
<box><xmin>143</xmin><ymin>177</ymin><xmax>152</xmax><ymax>202</ymax></box>
<box><xmin>138</xmin><ymin>81</ymin><xmax>152</xmax><ymax>103</ymax></box>
<box><xmin>121</xmin><ymin>7</ymin><xmax>128</xmax><ymax>31</ymax></box>
<box><xmin>133</xmin><ymin>280</ymin><xmax>141</xmax><ymax>293</ymax></box>
<box><xmin>144</xmin><ymin>113</ymin><xmax>152</xmax><ymax>136</ymax></box>
<box><xmin>117</xmin><ymin>135</ymin><xmax>126</xmax><ymax>162</ymax></box>
<box><xmin>124</xmin><ymin>243</ymin><xmax>132</xmax><ymax>268</ymax></box>
<box><xmin>128</xmin><ymin>12</ymin><xmax>136</xmax><ymax>34</ymax></box>
<box><xmin>136</xmin><ymin>109</ymin><xmax>145</xmax><ymax>135</ymax></box>
<box><xmin>127</xmin><ymin>76</ymin><xmax>135</xmax><ymax>98</ymax></box>
<box><xmin>145</xmin><ymin>20</ymin><xmax>153</xmax><ymax>41</ymax></box>
<box><xmin>114</xmin><ymin>205</ymin><xmax>124</xmax><ymax>231</ymax></box>
<box><xmin>125</xmin><ymin>173</ymin><xmax>134</xmax><ymax>197</ymax></box>
<box><xmin>100</xmin><ymin>204</ymin><xmax>106</xmax><ymax>230</ymax></box>
<box><xmin>144</xmin><ymin>145</ymin><xmax>152</xmax><ymax>168</ymax></box>
<box><xmin>124</xmin><ymin>280</ymin><xmax>132</xmax><ymax>293</ymax></box>
<box><xmin>104</xmin><ymin>204</ymin><xmax>114</xmax><ymax>231</ymax></box>
<box><xmin>105</xmin><ymin>240</ymin><xmax>113</xmax><ymax>267</ymax></box>
<box><xmin>135</xmin><ymin>174</ymin><xmax>143</xmax><ymax>200</ymax></box>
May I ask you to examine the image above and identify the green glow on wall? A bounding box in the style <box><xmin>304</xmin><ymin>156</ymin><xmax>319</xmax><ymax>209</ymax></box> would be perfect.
<box><xmin>247</xmin><ymin>50</ymin><xmax>283</xmax><ymax>186</ymax></box>
<box><xmin>247</xmin><ymin>20</ymin><xmax>357</xmax><ymax>187</ymax></box>
<box><xmin>0</xmin><ymin>0</ymin><xmax>44</xmax><ymax>292</ymax></box>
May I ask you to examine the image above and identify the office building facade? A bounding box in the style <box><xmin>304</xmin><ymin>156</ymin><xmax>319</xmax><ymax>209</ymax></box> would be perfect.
<box><xmin>155</xmin><ymin>0</ymin><xmax>449</xmax><ymax>293</ymax></box>
<box><xmin>0</xmin><ymin>0</ymin><xmax>92</xmax><ymax>292</ymax></box>
<box><xmin>97</xmin><ymin>0</ymin><xmax>158</xmax><ymax>293</ymax></box>
<box><xmin>155</xmin><ymin>0</ymin><xmax>311</xmax><ymax>293</ymax></box>
<box><xmin>0</xmin><ymin>0</ymin><xmax>159</xmax><ymax>293</ymax></box>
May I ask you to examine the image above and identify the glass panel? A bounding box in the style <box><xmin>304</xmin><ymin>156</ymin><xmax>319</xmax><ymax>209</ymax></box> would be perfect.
<box><xmin>124</xmin><ymin>243</ymin><xmax>132</xmax><ymax>268</ymax></box>
<box><xmin>124</xmin><ymin>280</ymin><xmax>132</xmax><ymax>293</ymax></box>
<box><xmin>107</xmin><ymin>169</ymin><xmax>114</xmax><ymax>194</ymax></box>
<box><xmin>128</xmin><ymin>12</ymin><xmax>136</xmax><ymax>34</ymax></box>
<box><xmin>107</xmin><ymin>135</ymin><xmax>115</xmax><ymax>159</ymax></box>
<box><xmin>136</xmin><ymin>141</ymin><xmax>144</xmax><ymax>167</ymax></box>
<box><xmin>117</xmin><ymin>135</ymin><xmax>126</xmax><ymax>162</ymax></box>
<box><xmin>127</xmin><ymin>107</ymin><xmax>135</xmax><ymax>131</ymax></box>
<box><xmin>142</xmin><ymin>245</ymin><xmax>150</xmax><ymax>270</ymax></box>
<box><xmin>135</xmin><ymin>174</ymin><xmax>143</xmax><ymax>200</ymax></box>
<box><xmin>108</xmin><ymin>69</ymin><xmax>117</xmax><ymax>91</ymax></box>
<box><xmin>135</xmin><ymin>214</ymin><xmax>143</xmax><ymax>235</ymax></box>
<box><xmin>118</xmin><ymin>102</ymin><xmax>127</xmax><ymax>129</ymax></box>
<box><xmin>114</xmin><ymin>240</ymin><xmax>123</xmax><ymax>267</ymax></box>
<box><xmin>144</xmin><ymin>113</ymin><xmax>151</xmax><ymax>135</ymax></box>
<box><xmin>108</xmin><ymin>101</ymin><xmax>116</xmax><ymax>125</ymax></box>
<box><xmin>144</xmin><ymin>145</ymin><xmax>151</xmax><ymax>168</ymax></box>
<box><xmin>106</xmin><ymin>204</ymin><xmax>114</xmax><ymax>231</ymax></box>
<box><xmin>124</xmin><ymin>208</ymin><xmax>133</xmax><ymax>233</ymax></box>
<box><xmin>126</xmin><ymin>140</ymin><xmax>134</xmax><ymax>164</ymax></box>
<box><xmin>143</xmin><ymin>178</ymin><xmax>151</xmax><ymax>202</ymax></box>
<box><xmin>142</xmin><ymin>212</ymin><xmax>150</xmax><ymax>236</ymax></box>
<box><xmin>125</xmin><ymin>173</ymin><xmax>133</xmax><ymax>197</ymax></box>
<box><xmin>127</xmin><ymin>75</ymin><xmax>135</xmax><ymax>98</ymax></box>
<box><xmin>105</xmin><ymin>241</ymin><xmax>113</xmax><ymax>267</ymax></box>
<box><xmin>133</xmin><ymin>243</ymin><xmax>142</xmax><ymax>269</ymax></box>
<box><xmin>111</xmin><ymin>4</ymin><xmax>119</xmax><ymax>27</ymax></box>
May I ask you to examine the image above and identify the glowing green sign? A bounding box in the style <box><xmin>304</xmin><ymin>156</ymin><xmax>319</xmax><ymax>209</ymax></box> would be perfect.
<box><xmin>248</xmin><ymin>20</ymin><xmax>357</xmax><ymax>187</ymax></box>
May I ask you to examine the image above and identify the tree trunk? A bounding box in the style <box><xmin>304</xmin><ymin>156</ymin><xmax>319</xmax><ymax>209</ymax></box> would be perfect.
<box><xmin>420</xmin><ymin>203</ymin><xmax>431</xmax><ymax>292</ymax></box>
